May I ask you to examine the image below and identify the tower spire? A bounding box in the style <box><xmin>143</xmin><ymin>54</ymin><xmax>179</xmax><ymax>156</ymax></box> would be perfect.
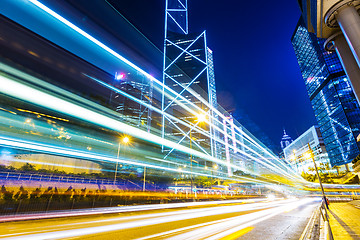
<box><xmin>280</xmin><ymin>128</ymin><xmax>292</xmax><ymax>150</ymax></box>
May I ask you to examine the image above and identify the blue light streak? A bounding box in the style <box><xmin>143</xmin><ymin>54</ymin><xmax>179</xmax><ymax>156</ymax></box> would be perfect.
<box><xmin>1</xmin><ymin>0</ymin><xmax>301</xmax><ymax>182</ymax></box>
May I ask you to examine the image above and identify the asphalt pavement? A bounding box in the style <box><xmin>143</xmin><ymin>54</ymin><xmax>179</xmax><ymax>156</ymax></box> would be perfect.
<box><xmin>0</xmin><ymin>198</ymin><xmax>319</xmax><ymax>240</ymax></box>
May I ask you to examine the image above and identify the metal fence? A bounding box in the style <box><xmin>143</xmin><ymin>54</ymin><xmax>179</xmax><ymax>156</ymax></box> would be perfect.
<box><xmin>0</xmin><ymin>171</ymin><xmax>125</xmax><ymax>186</ymax></box>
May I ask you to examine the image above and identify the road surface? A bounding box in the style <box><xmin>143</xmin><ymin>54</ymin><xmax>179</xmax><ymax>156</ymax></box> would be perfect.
<box><xmin>0</xmin><ymin>198</ymin><xmax>319</xmax><ymax>240</ymax></box>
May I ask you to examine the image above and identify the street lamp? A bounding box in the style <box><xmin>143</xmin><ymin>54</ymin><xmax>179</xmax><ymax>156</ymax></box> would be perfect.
<box><xmin>189</xmin><ymin>113</ymin><xmax>206</xmax><ymax>195</ymax></box>
<box><xmin>196</xmin><ymin>113</ymin><xmax>206</xmax><ymax>123</ymax></box>
<box><xmin>305</xmin><ymin>144</ymin><xmax>326</xmax><ymax>198</ymax></box>
<box><xmin>114</xmin><ymin>136</ymin><xmax>130</xmax><ymax>184</ymax></box>
<box><xmin>122</xmin><ymin>136</ymin><xmax>129</xmax><ymax>144</ymax></box>
<box><xmin>212</xmin><ymin>164</ymin><xmax>218</xmax><ymax>186</ymax></box>
<box><xmin>306</xmin><ymin>144</ymin><xmax>333</xmax><ymax>239</ymax></box>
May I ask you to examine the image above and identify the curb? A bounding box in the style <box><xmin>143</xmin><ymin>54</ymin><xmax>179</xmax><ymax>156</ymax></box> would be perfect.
<box><xmin>299</xmin><ymin>204</ymin><xmax>320</xmax><ymax>240</ymax></box>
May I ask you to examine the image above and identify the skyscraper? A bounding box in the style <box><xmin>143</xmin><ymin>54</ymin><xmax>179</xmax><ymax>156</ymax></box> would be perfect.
<box><xmin>296</xmin><ymin>0</ymin><xmax>360</xmax><ymax>104</ymax></box>
<box><xmin>162</xmin><ymin>0</ymin><xmax>219</xmax><ymax>160</ymax></box>
<box><xmin>280</xmin><ymin>129</ymin><xmax>293</xmax><ymax>151</ymax></box>
<box><xmin>291</xmin><ymin>18</ymin><xmax>360</xmax><ymax>167</ymax></box>
<box><xmin>283</xmin><ymin>126</ymin><xmax>331</xmax><ymax>174</ymax></box>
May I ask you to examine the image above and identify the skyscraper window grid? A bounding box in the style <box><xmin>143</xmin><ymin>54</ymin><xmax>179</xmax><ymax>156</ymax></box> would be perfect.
<box><xmin>292</xmin><ymin>18</ymin><xmax>360</xmax><ymax>167</ymax></box>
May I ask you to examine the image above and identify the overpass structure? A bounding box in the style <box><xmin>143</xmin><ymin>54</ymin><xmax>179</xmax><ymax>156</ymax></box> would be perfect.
<box><xmin>0</xmin><ymin>0</ymin><xmax>303</xmax><ymax>187</ymax></box>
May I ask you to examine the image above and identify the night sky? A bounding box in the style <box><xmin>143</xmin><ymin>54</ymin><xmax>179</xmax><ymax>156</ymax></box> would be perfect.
<box><xmin>110</xmin><ymin>0</ymin><xmax>317</xmax><ymax>149</ymax></box>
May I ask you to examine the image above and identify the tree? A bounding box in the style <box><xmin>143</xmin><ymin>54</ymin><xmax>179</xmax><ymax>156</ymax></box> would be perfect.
<box><xmin>195</xmin><ymin>176</ymin><xmax>214</xmax><ymax>188</ymax></box>
<box><xmin>19</xmin><ymin>163</ymin><xmax>36</xmax><ymax>172</ymax></box>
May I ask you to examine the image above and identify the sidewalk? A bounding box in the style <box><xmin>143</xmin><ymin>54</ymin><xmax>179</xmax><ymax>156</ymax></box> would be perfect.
<box><xmin>328</xmin><ymin>201</ymin><xmax>360</xmax><ymax>239</ymax></box>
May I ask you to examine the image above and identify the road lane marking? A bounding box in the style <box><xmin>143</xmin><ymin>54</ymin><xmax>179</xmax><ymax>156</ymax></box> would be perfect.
<box><xmin>136</xmin><ymin>218</ymin><xmax>229</xmax><ymax>240</ymax></box>
<box><xmin>217</xmin><ymin>227</ymin><xmax>254</xmax><ymax>240</ymax></box>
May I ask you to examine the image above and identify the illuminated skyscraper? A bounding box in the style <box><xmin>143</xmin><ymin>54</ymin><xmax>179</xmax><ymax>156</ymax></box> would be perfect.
<box><xmin>291</xmin><ymin>18</ymin><xmax>360</xmax><ymax>167</ymax></box>
<box><xmin>162</xmin><ymin>0</ymin><xmax>219</xmax><ymax>160</ymax></box>
<box><xmin>109</xmin><ymin>76</ymin><xmax>154</xmax><ymax>132</ymax></box>
<box><xmin>296</xmin><ymin>0</ymin><xmax>360</xmax><ymax>104</ymax></box>
<box><xmin>283</xmin><ymin>126</ymin><xmax>331</xmax><ymax>174</ymax></box>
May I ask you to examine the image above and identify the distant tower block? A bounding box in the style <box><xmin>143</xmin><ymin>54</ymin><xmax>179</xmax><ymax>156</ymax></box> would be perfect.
<box><xmin>280</xmin><ymin>129</ymin><xmax>293</xmax><ymax>150</ymax></box>
<box><xmin>162</xmin><ymin>0</ymin><xmax>219</xmax><ymax>160</ymax></box>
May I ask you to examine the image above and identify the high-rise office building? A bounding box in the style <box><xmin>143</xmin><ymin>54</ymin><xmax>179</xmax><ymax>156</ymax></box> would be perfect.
<box><xmin>291</xmin><ymin>18</ymin><xmax>360</xmax><ymax>167</ymax></box>
<box><xmin>109</xmin><ymin>75</ymin><xmax>154</xmax><ymax>132</ymax></box>
<box><xmin>296</xmin><ymin>0</ymin><xmax>360</xmax><ymax>104</ymax></box>
<box><xmin>283</xmin><ymin>126</ymin><xmax>331</xmax><ymax>174</ymax></box>
<box><xmin>162</xmin><ymin>0</ymin><xmax>219</xmax><ymax>160</ymax></box>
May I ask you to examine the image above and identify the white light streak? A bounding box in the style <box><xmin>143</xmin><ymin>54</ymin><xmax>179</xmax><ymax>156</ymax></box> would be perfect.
<box><xmin>10</xmin><ymin>1</ymin><xmax>300</xmax><ymax>180</ymax></box>
<box><xmin>0</xmin><ymin>199</ymin><xmax>308</xmax><ymax>240</ymax></box>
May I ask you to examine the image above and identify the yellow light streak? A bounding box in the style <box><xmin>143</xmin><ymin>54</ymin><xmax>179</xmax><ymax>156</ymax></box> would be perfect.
<box><xmin>218</xmin><ymin>227</ymin><xmax>254</xmax><ymax>240</ymax></box>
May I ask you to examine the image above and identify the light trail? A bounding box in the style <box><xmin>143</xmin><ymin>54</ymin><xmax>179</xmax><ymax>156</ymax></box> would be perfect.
<box><xmin>84</xmin><ymin>73</ymin><xmax>211</xmax><ymax>143</ymax></box>
<box><xmin>0</xmin><ymin>93</ymin><xmax>269</xmax><ymax>184</ymax></box>
<box><xmin>0</xmin><ymin>198</ymin><xmax>266</xmax><ymax>223</ymax></box>
<box><xmin>85</xmin><ymin>73</ymin><xmax>300</xmax><ymax>181</ymax></box>
<box><xmin>0</xmin><ymin>157</ymin><xmax>105</xmax><ymax>173</ymax></box>
<box><xmin>0</xmin><ymin>0</ymin><xmax>300</xmax><ymax>183</ymax></box>
<box><xmin>164</xmin><ymin>199</ymin><xmax>313</xmax><ymax>240</ymax></box>
<box><xmin>0</xmin><ymin>74</ymin><xmax>222</xmax><ymax>167</ymax></box>
<box><xmin>27</xmin><ymin>0</ymin><xmax>198</xmax><ymax>119</ymax></box>
<box><xmin>0</xmin><ymin>71</ymin><xmax>288</xmax><ymax>183</ymax></box>
<box><xmin>0</xmin><ymin>135</ymin><xmax>267</xmax><ymax>184</ymax></box>
<box><xmin>25</xmin><ymin>0</ymin><xmax>299</xmax><ymax>179</ymax></box>
<box><xmin>0</xmin><ymin>198</ymin><xmax>315</xmax><ymax>240</ymax></box>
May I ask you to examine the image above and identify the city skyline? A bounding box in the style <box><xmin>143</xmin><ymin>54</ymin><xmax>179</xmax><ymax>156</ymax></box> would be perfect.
<box><xmin>0</xmin><ymin>1</ymin><xmax>359</xmax><ymax>238</ymax></box>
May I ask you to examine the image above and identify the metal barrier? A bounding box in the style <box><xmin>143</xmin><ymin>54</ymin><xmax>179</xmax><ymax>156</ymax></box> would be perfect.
<box><xmin>319</xmin><ymin>198</ymin><xmax>334</xmax><ymax>240</ymax></box>
<box><xmin>0</xmin><ymin>171</ymin><xmax>125</xmax><ymax>186</ymax></box>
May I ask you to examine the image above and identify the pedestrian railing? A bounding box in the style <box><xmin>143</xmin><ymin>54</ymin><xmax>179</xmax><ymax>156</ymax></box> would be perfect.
<box><xmin>0</xmin><ymin>171</ymin><xmax>126</xmax><ymax>186</ymax></box>
<box><xmin>320</xmin><ymin>198</ymin><xmax>334</xmax><ymax>240</ymax></box>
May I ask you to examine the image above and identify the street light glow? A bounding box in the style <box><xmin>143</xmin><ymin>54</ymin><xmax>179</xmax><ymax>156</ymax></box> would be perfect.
<box><xmin>197</xmin><ymin>113</ymin><xmax>206</xmax><ymax>122</ymax></box>
<box><xmin>304</xmin><ymin>152</ymin><xmax>311</xmax><ymax>159</ymax></box>
<box><xmin>122</xmin><ymin>136</ymin><xmax>130</xmax><ymax>144</ymax></box>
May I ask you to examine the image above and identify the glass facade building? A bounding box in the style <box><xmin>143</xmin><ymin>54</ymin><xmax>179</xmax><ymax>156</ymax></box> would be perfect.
<box><xmin>283</xmin><ymin>126</ymin><xmax>331</xmax><ymax>174</ymax></box>
<box><xmin>291</xmin><ymin>18</ymin><xmax>360</xmax><ymax>167</ymax></box>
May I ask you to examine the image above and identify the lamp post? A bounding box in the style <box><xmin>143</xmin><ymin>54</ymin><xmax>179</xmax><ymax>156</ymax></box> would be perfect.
<box><xmin>189</xmin><ymin>113</ymin><xmax>206</xmax><ymax>195</ymax></box>
<box><xmin>190</xmin><ymin>130</ymin><xmax>194</xmax><ymax>195</ymax></box>
<box><xmin>114</xmin><ymin>136</ymin><xmax>129</xmax><ymax>185</ymax></box>
<box><xmin>306</xmin><ymin>143</ymin><xmax>334</xmax><ymax>240</ymax></box>
<box><xmin>212</xmin><ymin>164</ymin><xmax>218</xmax><ymax>185</ymax></box>
<box><xmin>306</xmin><ymin>143</ymin><xmax>326</xmax><ymax>198</ymax></box>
